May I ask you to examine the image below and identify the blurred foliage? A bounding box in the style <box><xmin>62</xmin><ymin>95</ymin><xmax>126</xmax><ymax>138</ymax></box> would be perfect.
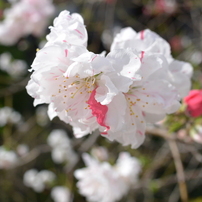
<box><xmin>0</xmin><ymin>0</ymin><xmax>202</xmax><ymax>202</ymax></box>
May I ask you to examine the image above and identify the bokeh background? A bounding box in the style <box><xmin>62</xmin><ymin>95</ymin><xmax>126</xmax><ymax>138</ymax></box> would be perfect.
<box><xmin>0</xmin><ymin>0</ymin><xmax>202</xmax><ymax>201</ymax></box>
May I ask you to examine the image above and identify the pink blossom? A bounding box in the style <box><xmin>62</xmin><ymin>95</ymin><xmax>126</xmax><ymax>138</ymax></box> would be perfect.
<box><xmin>0</xmin><ymin>0</ymin><xmax>55</xmax><ymax>45</ymax></box>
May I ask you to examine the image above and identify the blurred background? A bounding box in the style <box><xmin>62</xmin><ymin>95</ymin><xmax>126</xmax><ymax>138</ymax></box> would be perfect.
<box><xmin>0</xmin><ymin>0</ymin><xmax>202</xmax><ymax>201</ymax></box>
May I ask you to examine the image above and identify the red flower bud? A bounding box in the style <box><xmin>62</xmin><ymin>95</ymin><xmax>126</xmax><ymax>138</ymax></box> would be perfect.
<box><xmin>184</xmin><ymin>90</ymin><xmax>202</xmax><ymax>117</ymax></box>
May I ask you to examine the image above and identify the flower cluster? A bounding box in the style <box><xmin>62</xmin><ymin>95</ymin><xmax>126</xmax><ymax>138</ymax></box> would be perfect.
<box><xmin>0</xmin><ymin>106</ymin><xmax>22</xmax><ymax>127</ymax></box>
<box><xmin>47</xmin><ymin>129</ymin><xmax>77</xmax><ymax>165</ymax></box>
<box><xmin>26</xmin><ymin>10</ymin><xmax>193</xmax><ymax>148</ymax></box>
<box><xmin>74</xmin><ymin>152</ymin><xmax>141</xmax><ymax>202</ymax></box>
<box><xmin>0</xmin><ymin>52</ymin><xmax>27</xmax><ymax>78</ymax></box>
<box><xmin>23</xmin><ymin>169</ymin><xmax>56</xmax><ymax>192</ymax></box>
<box><xmin>0</xmin><ymin>0</ymin><xmax>55</xmax><ymax>45</ymax></box>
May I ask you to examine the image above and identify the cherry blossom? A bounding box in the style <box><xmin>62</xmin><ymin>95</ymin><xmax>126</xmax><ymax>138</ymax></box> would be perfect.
<box><xmin>23</xmin><ymin>169</ymin><xmax>56</xmax><ymax>192</ymax></box>
<box><xmin>27</xmin><ymin>10</ymin><xmax>183</xmax><ymax>148</ymax></box>
<box><xmin>0</xmin><ymin>52</ymin><xmax>27</xmax><ymax>78</ymax></box>
<box><xmin>51</xmin><ymin>186</ymin><xmax>71</xmax><ymax>202</ymax></box>
<box><xmin>0</xmin><ymin>107</ymin><xmax>22</xmax><ymax>127</ymax></box>
<box><xmin>0</xmin><ymin>0</ymin><xmax>55</xmax><ymax>45</ymax></box>
<box><xmin>26</xmin><ymin>40</ymin><xmax>120</xmax><ymax>137</ymax></box>
<box><xmin>115</xmin><ymin>152</ymin><xmax>142</xmax><ymax>185</ymax></box>
<box><xmin>74</xmin><ymin>153</ymin><xmax>129</xmax><ymax>202</ymax></box>
<box><xmin>46</xmin><ymin>10</ymin><xmax>88</xmax><ymax>47</ymax></box>
<box><xmin>0</xmin><ymin>146</ymin><xmax>18</xmax><ymax>169</ymax></box>
<box><xmin>111</xmin><ymin>27</ymin><xmax>193</xmax><ymax>98</ymax></box>
<box><xmin>16</xmin><ymin>144</ymin><xmax>29</xmax><ymax>157</ymax></box>
<box><xmin>74</xmin><ymin>152</ymin><xmax>141</xmax><ymax>202</ymax></box>
<box><xmin>95</xmin><ymin>49</ymin><xmax>180</xmax><ymax>148</ymax></box>
<box><xmin>47</xmin><ymin>129</ymin><xmax>77</xmax><ymax>165</ymax></box>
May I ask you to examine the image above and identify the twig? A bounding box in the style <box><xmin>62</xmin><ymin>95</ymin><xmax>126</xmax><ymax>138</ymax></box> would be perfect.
<box><xmin>146</xmin><ymin>127</ymin><xmax>192</xmax><ymax>143</ymax></box>
<box><xmin>134</xmin><ymin>168</ymin><xmax>202</xmax><ymax>190</ymax></box>
<box><xmin>78</xmin><ymin>129</ymin><xmax>100</xmax><ymax>152</ymax></box>
<box><xmin>9</xmin><ymin>145</ymin><xmax>51</xmax><ymax>169</ymax></box>
<box><xmin>146</xmin><ymin>127</ymin><xmax>176</xmax><ymax>140</ymax></box>
<box><xmin>168</xmin><ymin>140</ymin><xmax>188</xmax><ymax>202</ymax></box>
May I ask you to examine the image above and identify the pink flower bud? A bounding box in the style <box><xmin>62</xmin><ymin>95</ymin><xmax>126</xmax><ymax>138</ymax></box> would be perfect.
<box><xmin>184</xmin><ymin>90</ymin><xmax>202</xmax><ymax>117</ymax></box>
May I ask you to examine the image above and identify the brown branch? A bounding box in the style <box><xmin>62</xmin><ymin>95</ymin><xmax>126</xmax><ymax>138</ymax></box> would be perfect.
<box><xmin>168</xmin><ymin>140</ymin><xmax>188</xmax><ymax>202</ymax></box>
<box><xmin>146</xmin><ymin>127</ymin><xmax>176</xmax><ymax>140</ymax></box>
<box><xmin>146</xmin><ymin>127</ymin><xmax>192</xmax><ymax>143</ymax></box>
<box><xmin>9</xmin><ymin>145</ymin><xmax>51</xmax><ymax>169</ymax></box>
<box><xmin>135</xmin><ymin>169</ymin><xmax>202</xmax><ymax>190</ymax></box>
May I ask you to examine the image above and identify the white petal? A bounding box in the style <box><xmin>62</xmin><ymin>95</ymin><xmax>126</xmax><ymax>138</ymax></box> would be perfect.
<box><xmin>95</xmin><ymin>74</ymin><xmax>118</xmax><ymax>105</ymax></box>
<box><xmin>107</xmin><ymin>49</ymin><xmax>141</xmax><ymax>80</ymax></box>
<box><xmin>169</xmin><ymin>59</ymin><xmax>193</xmax><ymax>78</ymax></box>
<box><xmin>104</xmin><ymin>93</ymin><xmax>127</xmax><ymax>132</ymax></box>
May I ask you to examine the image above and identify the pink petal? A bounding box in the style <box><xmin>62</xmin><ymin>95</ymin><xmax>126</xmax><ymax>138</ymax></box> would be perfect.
<box><xmin>87</xmin><ymin>88</ymin><xmax>110</xmax><ymax>134</ymax></box>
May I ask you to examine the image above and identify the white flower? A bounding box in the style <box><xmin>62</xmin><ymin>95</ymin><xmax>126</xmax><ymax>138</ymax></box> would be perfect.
<box><xmin>190</xmin><ymin>51</ymin><xmax>202</xmax><ymax>65</ymax></box>
<box><xmin>115</xmin><ymin>152</ymin><xmax>141</xmax><ymax>186</ymax></box>
<box><xmin>16</xmin><ymin>144</ymin><xmax>29</xmax><ymax>156</ymax></box>
<box><xmin>111</xmin><ymin>28</ymin><xmax>172</xmax><ymax>60</ymax></box>
<box><xmin>0</xmin><ymin>52</ymin><xmax>11</xmax><ymax>71</ymax></box>
<box><xmin>46</xmin><ymin>10</ymin><xmax>88</xmax><ymax>47</ymax></box>
<box><xmin>0</xmin><ymin>107</ymin><xmax>22</xmax><ymax>127</ymax></box>
<box><xmin>0</xmin><ymin>0</ymin><xmax>55</xmax><ymax>45</ymax></box>
<box><xmin>74</xmin><ymin>153</ymin><xmax>128</xmax><ymax>202</ymax></box>
<box><xmin>111</xmin><ymin>27</ymin><xmax>193</xmax><ymax>98</ymax></box>
<box><xmin>26</xmin><ymin>41</ymin><xmax>117</xmax><ymax>137</ymax></box>
<box><xmin>47</xmin><ymin>129</ymin><xmax>78</xmax><ymax>165</ymax></box>
<box><xmin>0</xmin><ymin>52</ymin><xmax>27</xmax><ymax>77</ymax></box>
<box><xmin>23</xmin><ymin>169</ymin><xmax>55</xmax><ymax>192</ymax></box>
<box><xmin>47</xmin><ymin>129</ymin><xmax>71</xmax><ymax>148</ymax></box>
<box><xmin>26</xmin><ymin>11</ymin><xmax>116</xmax><ymax>136</ymax></box>
<box><xmin>23</xmin><ymin>169</ymin><xmax>38</xmax><ymax>188</ymax></box>
<box><xmin>168</xmin><ymin>59</ymin><xmax>193</xmax><ymax>98</ymax></box>
<box><xmin>27</xmin><ymin>10</ymin><xmax>183</xmax><ymax>148</ymax></box>
<box><xmin>38</xmin><ymin>170</ymin><xmax>56</xmax><ymax>183</ymax></box>
<box><xmin>51</xmin><ymin>186</ymin><xmax>71</xmax><ymax>202</ymax></box>
<box><xmin>0</xmin><ymin>146</ymin><xmax>18</xmax><ymax>169</ymax></box>
<box><xmin>88</xmin><ymin>49</ymin><xmax>180</xmax><ymax>148</ymax></box>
